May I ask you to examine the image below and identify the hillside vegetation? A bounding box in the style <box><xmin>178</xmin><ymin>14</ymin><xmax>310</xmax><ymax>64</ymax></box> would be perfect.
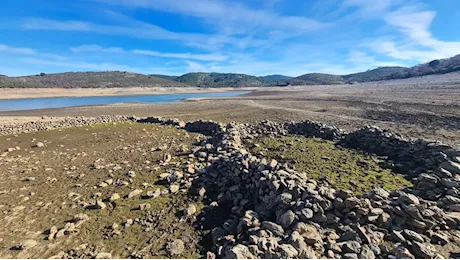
<box><xmin>262</xmin><ymin>74</ymin><xmax>293</xmax><ymax>81</ymax></box>
<box><xmin>1</xmin><ymin>54</ymin><xmax>460</xmax><ymax>88</ymax></box>
<box><xmin>174</xmin><ymin>72</ymin><xmax>274</xmax><ymax>88</ymax></box>
<box><xmin>0</xmin><ymin>71</ymin><xmax>188</xmax><ymax>88</ymax></box>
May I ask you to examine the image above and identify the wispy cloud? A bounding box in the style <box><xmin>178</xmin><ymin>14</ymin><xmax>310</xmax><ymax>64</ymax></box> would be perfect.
<box><xmin>132</xmin><ymin>49</ymin><xmax>227</xmax><ymax>62</ymax></box>
<box><xmin>350</xmin><ymin>1</ymin><xmax>460</xmax><ymax>63</ymax></box>
<box><xmin>97</xmin><ymin>0</ymin><xmax>329</xmax><ymax>34</ymax></box>
<box><xmin>184</xmin><ymin>60</ymin><xmax>208</xmax><ymax>72</ymax></box>
<box><xmin>71</xmin><ymin>44</ymin><xmax>125</xmax><ymax>53</ymax></box>
<box><xmin>21</xmin><ymin>57</ymin><xmax>137</xmax><ymax>71</ymax></box>
<box><xmin>20</xmin><ymin>57</ymin><xmax>184</xmax><ymax>75</ymax></box>
<box><xmin>347</xmin><ymin>50</ymin><xmax>407</xmax><ymax>67</ymax></box>
<box><xmin>22</xmin><ymin>17</ymin><xmax>201</xmax><ymax>41</ymax></box>
<box><xmin>21</xmin><ymin>17</ymin><xmax>269</xmax><ymax>52</ymax></box>
<box><xmin>0</xmin><ymin>44</ymin><xmax>36</xmax><ymax>55</ymax></box>
<box><xmin>70</xmin><ymin>44</ymin><xmax>228</xmax><ymax>61</ymax></box>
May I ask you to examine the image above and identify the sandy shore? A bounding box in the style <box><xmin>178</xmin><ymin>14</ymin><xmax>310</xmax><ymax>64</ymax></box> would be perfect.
<box><xmin>0</xmin><ymin>87</ymin><xmax>260</xmax><ymax>100</ymax></box>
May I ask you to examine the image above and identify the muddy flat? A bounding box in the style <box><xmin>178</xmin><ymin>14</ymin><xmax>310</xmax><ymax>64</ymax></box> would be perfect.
<box><xmin>2</xmin><ymin>80</ymin><xmax>459</xmax><ymax>148</ymax></box>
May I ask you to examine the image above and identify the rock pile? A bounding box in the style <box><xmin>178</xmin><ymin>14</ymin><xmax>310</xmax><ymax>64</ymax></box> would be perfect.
<box><xmin>173</xmin><ymin>119</ymin><xmax>460</xmax><ymax>259</ymax></box>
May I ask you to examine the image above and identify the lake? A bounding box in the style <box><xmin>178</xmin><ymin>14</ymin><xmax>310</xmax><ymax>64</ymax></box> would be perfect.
<box><xmin>0</xmin><ymin>91</ymin><xmax>250</xmax><ymax>111</ymax></box>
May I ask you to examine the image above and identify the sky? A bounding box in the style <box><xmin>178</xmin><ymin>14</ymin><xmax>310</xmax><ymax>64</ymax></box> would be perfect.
<box><xmin>1</xmin><ymin>0</ymin><xmax>460</xmax><ymax>77</ymax></box>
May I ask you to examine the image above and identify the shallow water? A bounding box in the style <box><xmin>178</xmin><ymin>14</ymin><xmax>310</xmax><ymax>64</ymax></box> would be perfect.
<box><xmin>0</xmin><ymin>91</ymin><xmax>250</xmax><ymax>111</ymax></box>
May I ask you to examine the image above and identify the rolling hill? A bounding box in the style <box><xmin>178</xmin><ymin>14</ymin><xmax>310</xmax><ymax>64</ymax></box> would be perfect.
<box><xmin>174</xmin><ymin>72</ymin><xmax>273</xmax><ymax>88</ymax></box>
<box><xmin>262</xmin><ymin>74</ymin><xmax>293</xmax><ymax>81</ymax></box>
<box><xmin>0</xmin><ymin>71</ymin><xmax>188</xmax><ymax>88</ymax></box>
<box><xmin>290</xmin><ymin>54</ymin><xmax>460</xmax><ymax>85</ymax></box>
<box><xmin>1</xmin><ymin>54</ymin><xmax>460</xmax><ymax>88</ymax></box>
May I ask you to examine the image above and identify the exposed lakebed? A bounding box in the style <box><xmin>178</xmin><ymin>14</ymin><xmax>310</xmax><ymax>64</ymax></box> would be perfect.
<box><xmin>0</xmin><ymin>91</ymin><xmax>250</xmax><ymax>111</ymax></box>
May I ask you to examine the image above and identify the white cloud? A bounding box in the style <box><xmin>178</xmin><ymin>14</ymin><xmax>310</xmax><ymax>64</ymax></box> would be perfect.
<box><xmin>347</xmin><ymin>50</ymin><xmax>407</xmax><ymax>67</ymax></box>
<box><xmin>21</xmin><ymin>57</ymin><xmax>137</xmax><ymax>71</ymax></box>
<box><xmin>343</xmin><ymin>0</ymin><xmax>401</xmax><ymax>17</ymax></box>
<box><xmin>97</xmin><ymin>0</ymin><xmax>329</xmax><ymax>34</ymax></box>
<box><xmin>184</xmin><ymin>61</ymin><xmax>207</xmax><ymax>72</ymax></box>
<box><xmin>19</xmin><ymin>57</ymin><xmax>184</xmax><ymax>75</ymax></box>
<box><xmin>21</xmin><ymin>17</ymin><xmax>269</xmax><ymax>52</ymax></box>
<box><xmin>132</xmin><ymin>49</ymin><xmax>227</xmax><ymax>62</ymax></box>
<box><xmin>347</xmin><ymin>51</ymin><xmax>375</xmax><ymax>64</ymax></box>
<box><xmin>71</xmin><ymin>44</ymin><xmax>125</xmax><ymax>53</ymax></box>
<box><xmin>351</xmin><ymin>2</ymin><xmax>460</xmax><ymax>63</ymax></box>
<box><xmin>69</xmin><ymin>44</ymin><xmax>228</xmax><ymax>61</ymax></box>
<box><xmin>0</xmin><ymin>44</ymin><xmax>36</xmax><ymax>55</ymax></box>
<box><xmin>22</xmin><ymin>18</ymin><xmax>210</xmax><ymax>43</ymax></box>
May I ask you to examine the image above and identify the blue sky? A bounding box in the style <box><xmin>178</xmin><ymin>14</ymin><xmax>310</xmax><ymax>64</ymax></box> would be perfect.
<box><xmin>1</xmin><ymin>0</ymin><xmax>459</xmax><ymax>77</ymax></box>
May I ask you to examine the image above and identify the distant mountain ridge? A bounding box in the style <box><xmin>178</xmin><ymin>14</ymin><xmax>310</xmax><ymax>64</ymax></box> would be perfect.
<box><xmin>1</xmin><ymin>54</ymin><xmax>459</xmax><ymax>88</ymax></box>
<box><xmin>290</xmin><ymin>54</ymin><xmax>460</xmax><ymax>85</ymax></box>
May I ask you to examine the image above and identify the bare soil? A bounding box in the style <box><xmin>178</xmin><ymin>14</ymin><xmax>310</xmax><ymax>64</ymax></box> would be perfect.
<box><xmin>2</xmin><ymin>82</ymin><xmax>459</xmax><ymax>147</ymax></box>
<box><xmin>0</xmin><ymin>122</ymin><xmax>209</xmax><ymax>258</ymax></box>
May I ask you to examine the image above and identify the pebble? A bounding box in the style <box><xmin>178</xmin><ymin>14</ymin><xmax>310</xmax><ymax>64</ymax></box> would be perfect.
<box><xmin>168</xmin><ymin>239</ymin><xmax>185</xmax><ymax>255</ymax></box>
<box><xmin>184</xmin><ymin>204</ymin><xmax>197</xmax><ymax>216</ymax></box>
<box><xmin>127</xmin><ymin>189</ymin><xmax>142</xmax><ymax>198</ymax></box>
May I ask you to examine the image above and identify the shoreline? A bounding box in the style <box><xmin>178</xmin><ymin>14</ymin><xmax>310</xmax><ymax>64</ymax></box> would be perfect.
<box><xmin>0</xmin><ymin>87</ymin><xmax>259</xmax><ymax>100</ymax></box>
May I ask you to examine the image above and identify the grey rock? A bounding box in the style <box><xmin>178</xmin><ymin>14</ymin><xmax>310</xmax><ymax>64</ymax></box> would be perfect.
<box><xmin>431</xmin><ymin>233</ymin><xmax>449</xmax><ymax>245</ymax></box>
<box><xmin>293</xmin><ymin>222</ymin><xmax>321</xmax><ymax>245</ymax></box>
<box><xmin>411</xmin><ymin>242</ymin><xmax>435</xmax><ymax>259</ymax></box>
<box><xmin>370</xmin><ymin>187</ymin><xmax>390</xmax><ymax>200</ymax></box>
<box><xmin>390</xmin><ymin>246</ymin><xmax>415</xmax><ymax>259</ymax></box>
<box><xmin>400</xmin><ymin>193</ymin><xmax>420</xmax><ymax>205</ymax></box>
<box><xmin>441</xmin><ymin>160</ymin><xmax>460</xmax><ymax>174</ymax></box>
<box><xmin>440</xmin><ymin>178</ymin><xmax>459</xmax><ymax>188</ymax></box>
<box><xmin>403</xmin><ymin>229</ymin><xmax>424</xmax><ymax>243</ymax></box>
<box><xmin>225</xmin><ymin>244</ymin><xmax>255</xmax><ymax>259</ymax></box>
<box><xmin>279</xmin><ymin>210</ymin><xmax>296</xmax><ymax>228</ymax></box>
<box><xmin>211</xmin><ymin>227</ymin><xmax>227</xmax><ymax>245</ymax></box>
<box><xmin>342</xmin><ymin>241</ymin><xmax>361</xmax><ymax>254</ymax></box>
<box><xmin>278</xmin><ymin>244</ymin><xmax>298</xmax><ymax>258</ymax></box>
<box><xmin>343</xmin><ymin>253</ymin><xmax>359</xmax><ymax>259</ymax></box>
<box><xmin>298</xmin><ymin>208</ymin><xmax>314</xmax><ymax>220</ymax></box>
<box><xmin>261</xmin><ymin>221</ymin><xmax>284</xmax><ymax>237</ymax></box>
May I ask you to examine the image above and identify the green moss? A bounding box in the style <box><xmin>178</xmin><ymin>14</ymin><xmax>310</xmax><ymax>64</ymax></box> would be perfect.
<box><xmin>251</xmin><ymin>136</ymin><xmax>412</xmax><ymax>195</ymax></box>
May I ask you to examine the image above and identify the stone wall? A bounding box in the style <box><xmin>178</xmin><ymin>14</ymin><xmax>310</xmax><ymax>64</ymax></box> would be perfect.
<box><xmin>0</xmin><ymin>115</ymin><xmax>135</xmax><ymax>135</ymax></box>
<box><xmin>180</xmin><ymin>119</ymin><xmax>460</xmax><ymax>258</ymax></box>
